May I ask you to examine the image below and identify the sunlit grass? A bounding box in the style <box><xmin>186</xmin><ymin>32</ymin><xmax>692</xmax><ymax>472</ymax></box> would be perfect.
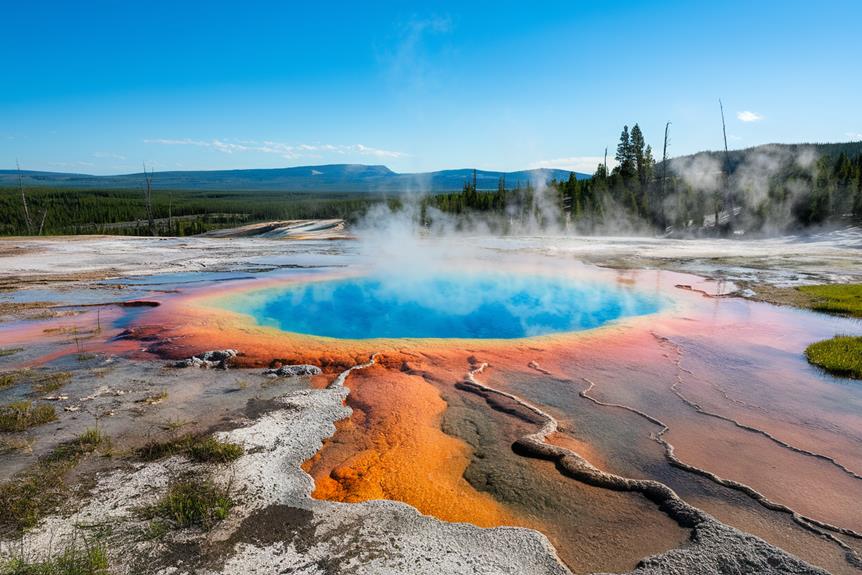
<box><xmin>185</xmin><ymin>436</ymin><xmax>244</xmax><ymax>463</ymax></box>
<box><xmin>0</xmin><ymin>370</ymin><xmax>71</xmax><ymax>394</ymax></box>
<box><xmin>43</xmin><ymin>428</ymin><xmax>110</xmax><ymax>464</ymax></box>
<box><xmin>0</xmin><ymin>372</ymin><xmax>20</xmax><ymax>390</ymax></box>
<box><xmin>140</xmin><ymin>477</ymin><xmax>232</xmax><ymax>530</ymax></box>
<box><xmin>0</xmin><ymin>401</ymin><xmax>57</xmax><ymax>432</ymax></box>
<box><xmin>31</xmin><ymin>372</ymin><xmax>72</xmax><ymax>395</ymax></box>
<box><xmin>0</xmin><ymin>538</ymin><xmax>109</xmax><ymax>575</ymax></box>
<box><xmin>805</xmin><ymin>335</ymin><xmax>862</xmax><ymax>379</ymax></box>
<box><xmin>136</xmin><ymin>433</ymin><xmax>242</xmax><ymax>464</ymax></box>
<box><xmin>797</xmin><ymin>284</ymin><xmax>862</xmax><ymax>318</ymax></box>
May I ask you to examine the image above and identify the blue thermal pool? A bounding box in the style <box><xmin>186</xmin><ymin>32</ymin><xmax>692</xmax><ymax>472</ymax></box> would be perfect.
<box><xmin>224</xmin><ymin>274</ymin><xmax>663</xmax><ymax>339</ymax></box>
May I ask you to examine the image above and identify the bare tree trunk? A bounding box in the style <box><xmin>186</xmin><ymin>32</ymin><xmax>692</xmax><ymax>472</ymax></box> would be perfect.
<box><xmin>17</xmin><ymin>161</ymin><xmax>33</xmax><ymax>235</ymax></box>
<box><xmin>143</xmin><ymin>163</ymin><xmax>156</xmax><ymax>236</ymax></box>
<box><xmin>37</xmin><ymin>208</ymin><xmax>48</xmax><ymax>235</ymax></box>
<box><xmin>719</xmin><ymin>99</ymin><xmax>734</xmax><ymax>227</ymax></box>
<box><xmin>661</xmin><ymin>122</ymin><xmax>671</xmax><ymax>225</ymax></box>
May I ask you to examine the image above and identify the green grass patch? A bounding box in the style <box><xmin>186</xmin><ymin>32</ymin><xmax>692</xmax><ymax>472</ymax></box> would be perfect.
<box><xmin>0</xmin><ymin>537</ymin><xmax>108</xmax><ymax>574</ymax></box>
<box><xmin>0</xmin><ymin>372</ymin><xmax>22</xmax><ymax>390</ymax></box>
<box><xmin>0</xmin><ymin>348</ymin><xmax>23</xmax><ymax>358</ymax></box>
<box><xmin>805</xmin><ymin>335</ymin><xmax>862</xmax><ymax>379</ymax></box>
<box><xmin>136</xmin><ymin>434</ymin><xmax>243</xmax><ymax>464</ymax></box>
<box><xmin>0</xmin><ymin>371</ymin><xmax>71</xmax><ymax>394</ymax></box>
<box><xmin>185</xmin><ymin>436</ymin><xmax>244</xmax><ymax>463</ymax></box>
<box><xmin>44</xmin><ymin>428</ymin><xmax>110</xmax><ymax>464</ymax></box>
<box><xmin>140</xmin><ymin>477</ymin><xmax>232</xmax><ymax>530</ymax></box>
<box><xmin>31</xmin><ymin>372</ymin><xmax>72</xmax><ymax>395</ymax></box>
<box><xmin>797</xmin><ymin>284</ymin><xmax>862</xmax><ymax>318</ymax></box>
<box><xmin>0</xmin><ymin>429</ymin><xmax>110</xmax><ymax>532</ymax></box>
<box><xmin>0</xmin><ymin>401</ymin><xmax>57</xmax><ymax>432</ymax></box>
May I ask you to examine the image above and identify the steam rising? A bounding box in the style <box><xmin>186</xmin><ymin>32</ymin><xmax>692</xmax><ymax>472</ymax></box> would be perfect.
<box><xmin>668</xmin><ymin>144</ymin><xmax>825</xmax><ymax>233</ymax></box>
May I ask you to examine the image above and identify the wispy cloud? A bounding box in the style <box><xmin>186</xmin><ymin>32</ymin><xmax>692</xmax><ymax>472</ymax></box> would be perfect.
<box><xmin>737</xmin><ymin>110</ymin><xmax>764</xmax><ymax>122</ymax></box>
<box><xmin>846</xmin><ymin>132</ymin><xmax>862</xmax><ymax>141</ymax></box>
<box><xmin>530</xmin><ymin>156</ymin><xmax>617</xmax><ymax>174</ymax></box>
<box><xmin>144</xmin><ymin>139</ymin><xmax>407</xmax><ymax>160</ymax></box>
<box><xmin>379</xmin><ymin>15</ymin><xmax>454</xmax><ymax>93</ymax></box>
<box><xmin>93</xmin><ymin>151</ymin><xmax>127</xmax><ymax>160</ymax></box>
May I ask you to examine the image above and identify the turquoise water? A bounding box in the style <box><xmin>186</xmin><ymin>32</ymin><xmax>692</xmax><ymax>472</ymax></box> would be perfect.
<box><xmin>228</xmin><ymin>274</ymin><xmax>662</xmax><ymax>339</ymax></box>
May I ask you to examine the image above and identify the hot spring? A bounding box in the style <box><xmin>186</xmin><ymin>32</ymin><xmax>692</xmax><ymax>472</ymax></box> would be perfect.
<box><xmin>223</xmin><ymin>273</ymin><xmax>663</xmax><ymax>339</ymax></box>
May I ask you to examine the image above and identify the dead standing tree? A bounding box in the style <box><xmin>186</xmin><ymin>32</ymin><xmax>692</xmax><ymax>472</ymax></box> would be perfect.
<box><xmin>17</xmin><ymin>161</ymin><xmax>48</xmax><ymax>235</ymax></box>
<box><xmin>660</xmin><ymin>122</ymin><xmax>671</xmax><ymax>226</ymax></box>
<box><xmin>17</xmin><ymin>161</ymin><xmax>33</xmax><ymax>234</ymax></box>
<box><xmin>719</xmin><ymin>99</ymin><xmax>734</xmax><ymax>228</ymax></box>
<box><xmin>142</xmin><ymin>163</ymin><xmax>156</xmax><ymax>236</ymax></box>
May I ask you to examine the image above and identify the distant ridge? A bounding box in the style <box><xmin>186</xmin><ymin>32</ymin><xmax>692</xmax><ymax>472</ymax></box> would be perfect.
<box><xmin>0</xmin><ymin>164</ymin><xmax>587</xmax><ymax>192</ymax></box>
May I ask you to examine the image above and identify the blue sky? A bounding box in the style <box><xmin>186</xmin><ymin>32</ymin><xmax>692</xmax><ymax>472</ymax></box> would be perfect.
<box><xmin>2</xmin><ymin>0</ymin><xmax>860</xmax><ymax>175</ymax></box>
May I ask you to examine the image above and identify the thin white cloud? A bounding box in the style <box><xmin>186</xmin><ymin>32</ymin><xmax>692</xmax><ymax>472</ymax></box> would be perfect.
<box><xmin>846</xmin><ymin>132</ymin><xmax>862</xmax><ymax>141</ymax></box>
<box><xmin>144</xmin><ymin>138</ymin><xmax>407</xmax><ymax>160</ymax></box>
<box><xmin>377</xmin><ymin>15</ymin><xmax>454</xmax><ymax>96</ymax></box>
<box><xmin>529</xmin><ymin>156</ymin><xmax>617</xmax><ymax>174</ymax></box>
<box><xmin>737</xmin><ymin>111</ymin><xmax>764</xmax><ymax>122</ymax></box>
<box><xmin>93</xmin><ymin>151</ymin><xmax>127</xmax><ymax>160</ymax></box>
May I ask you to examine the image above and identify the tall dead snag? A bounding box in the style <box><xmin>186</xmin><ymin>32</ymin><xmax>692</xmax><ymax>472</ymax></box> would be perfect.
<box><xmin>660</xmin><ymin>122</ymin><xmax>671</xmax><ymax>225</ymax></box>
<box><xmin>17</xmin><ymin>161</ymin><xmax>33</xmax><ymax>235</ymax></box>
<box><xmin>37</xmin><ymin>208</ymin><xmax>48</xmax><ymax>235</ymax></box>
<box><xmin>719</xmin><ymin>99</ymin><xmax>734</xmax><ymax>226</ymax></box>
<box><xmin>143</xmin><ymin>163</ymin><xmax>156</xmax><ymax>236</ymax></box>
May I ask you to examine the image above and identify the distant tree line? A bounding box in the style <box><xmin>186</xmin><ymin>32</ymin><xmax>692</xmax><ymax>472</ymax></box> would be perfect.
<box><xmin>0</xmin><ymin>188</ymin><xmax>380</xmax><ymax>236</ymax></box>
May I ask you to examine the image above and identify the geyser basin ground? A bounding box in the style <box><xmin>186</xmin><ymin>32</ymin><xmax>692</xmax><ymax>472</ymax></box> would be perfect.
<box><xmin>4</xmin><ymin>234</ymin><xmax>862</xmax><ymax>574</ymax></box>
<box><xmin>222</xmin><ymin>273</ymin><xmax>663</xmax><ymax>339</ymax></box>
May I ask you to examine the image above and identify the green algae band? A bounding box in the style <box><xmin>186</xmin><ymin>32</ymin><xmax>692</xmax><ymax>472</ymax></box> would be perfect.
<box><xmin>225</xmin><ymin>273</ymin><xmax>663</xmax><ymax>339</ymax></box>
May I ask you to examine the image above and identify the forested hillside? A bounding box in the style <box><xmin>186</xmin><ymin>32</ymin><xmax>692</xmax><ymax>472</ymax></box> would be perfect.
<box><xmin>425</xmin><ymin>131</ymin><xmax>862</xmax><ymax>235</ymax></box>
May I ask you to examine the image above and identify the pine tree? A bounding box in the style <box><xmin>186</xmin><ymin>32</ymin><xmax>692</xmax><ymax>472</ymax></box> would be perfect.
<box><xmin>495</xmin><ymin>176</ymin><xmax>507</xmax><ymax>210</ymax></box>
<box><xmin>615</xmin><ymin>126</ymin><xmax>635</xmax><ymax>180</ymax></box>
<box><xmin>631</xmin><ymin>124</ymin><xmax>647</xmax><ymax>185</ymax></box>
